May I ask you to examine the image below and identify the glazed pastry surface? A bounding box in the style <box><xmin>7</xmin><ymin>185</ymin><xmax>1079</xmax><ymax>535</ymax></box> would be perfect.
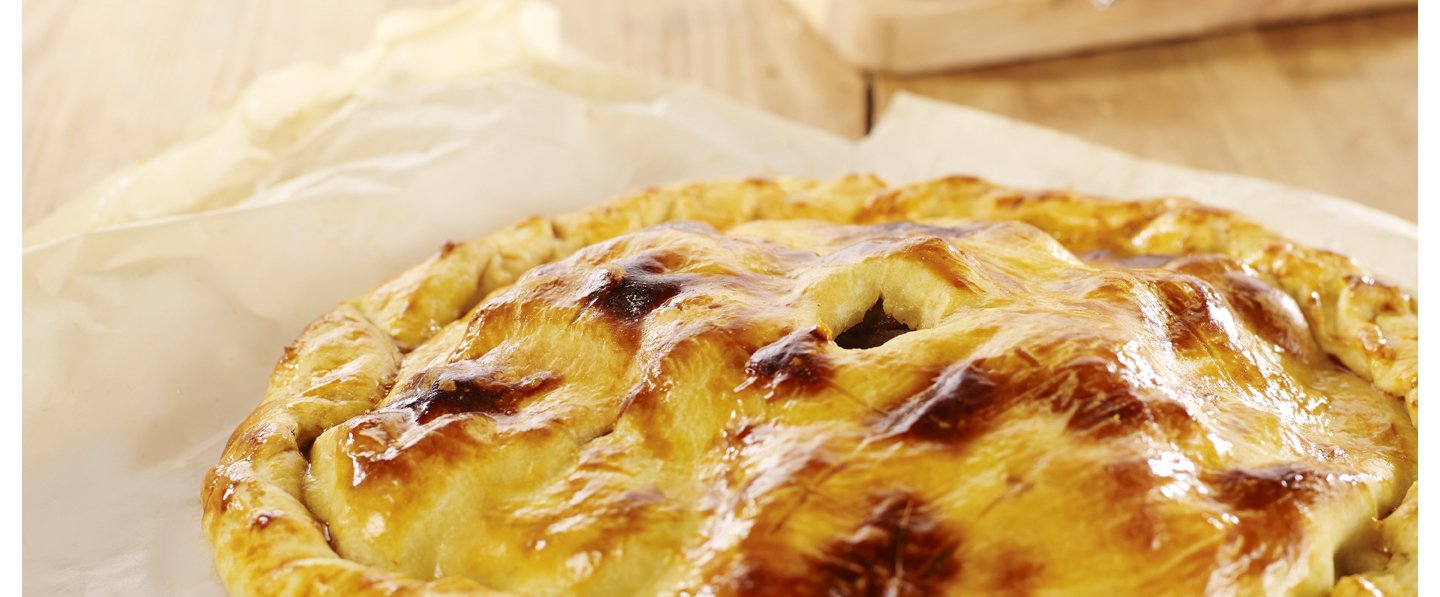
<box><xmin>203</xmin><ymin>176</ymin><xmax>1418</xmax><ymax>596</ymax></box>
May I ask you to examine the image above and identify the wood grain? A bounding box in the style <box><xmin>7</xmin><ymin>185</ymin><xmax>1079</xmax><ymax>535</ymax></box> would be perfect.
<box><xmin>875</xmin><ymin>9</ymin><xmax>1417</xmax><ymax>221</ymax></box>
<box><xmin>783</xmin><ymin>0</ymin><xmax>1413</xmax><ymax>73</ymax></box>
<box><xmin>547</xmin><ymin>0</ymin><xmax>866</xmax><ymax>137</ymax></box>
<box><xmin>22</xmin><ymin>1</ymin><xmax>1416</xmax><ymax>227</ymax></box>
<box><xmin>20</xmin><ymin>0</ymin><xmax>866</xmax><ymax>226</ymax></box>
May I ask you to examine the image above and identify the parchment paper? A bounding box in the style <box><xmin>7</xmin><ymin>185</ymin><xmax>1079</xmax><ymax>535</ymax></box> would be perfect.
<box><xmin>22</xmin><ymin>1</ymin><xmax>1417</xmax><ymax>595</ymax></box>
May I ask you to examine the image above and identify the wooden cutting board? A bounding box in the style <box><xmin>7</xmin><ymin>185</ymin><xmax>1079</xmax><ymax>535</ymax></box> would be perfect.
<box><xmin>784</xmin><ymin>0</ymin><xmax>1416</xmax><ymax>73</ymax></box>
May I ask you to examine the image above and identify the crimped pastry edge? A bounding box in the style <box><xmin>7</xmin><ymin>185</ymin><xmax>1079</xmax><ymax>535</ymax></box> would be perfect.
<box><xmin>201</xmin><ymin>175</ymin><xmax>1418</xmax><ymax>596</ymax></box>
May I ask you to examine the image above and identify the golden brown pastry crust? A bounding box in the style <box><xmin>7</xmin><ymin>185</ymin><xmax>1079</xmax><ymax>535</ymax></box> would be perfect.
<box><xmin>202</xmin><ymin>176</ymin><xmax>1417</xmax><ymax>596</ymax></box>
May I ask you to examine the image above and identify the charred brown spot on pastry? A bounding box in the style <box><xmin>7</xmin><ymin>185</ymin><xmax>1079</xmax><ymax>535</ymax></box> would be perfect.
<box><xmin>720</xmin><ymin>492</ymin><xmax>962</xmax><ymax>596</ymax></box>
<box><xmin>1049</xmin><ymin>357</ymin><xmax>1204</xmax><ymax>440</ymax></box>
<box><xmin>835</xmin><ymin>300</ymin><xmax>914</xmax><ymax>349</ymax></box>
<box><xmin>1152</xmin><ymin>275</ymin><xmax>1229</xmax><ymax>354</ymax></box>
<box><xmin>882</xmin><ymin>354</ymin><xmax>1194</xmax><ymax>444</ymax></box>
<box><xmin>1218</xmin><ymin>273</ymin><xmax>1313</xmax><ymax>357</ymax></box>
<box><xmin>1206</xmin><ymin>465</ymin><xmax>1322</xmax><ymax>512</ymax></box>
<box><xmin>1149</xmin><ymin>399</ymin><xmax>1202</xmax><ymax>438</ymax></box>
<box><xmin>815</xmin><ymin>492</ymin><xmax>962</xmax><ymax>596</ymax></box>
<box><xmin>1203</xmin><ymin>465</ymin><xmax>1324</xmax><ymax>574</ymax></box>
<box><xmin>1047</xmin><ymin>358</ymin><xmax>1153</xmax><ymax>438</ymax></box>
<box><xmin>389</xmin><ymin>362</ymin><xmax>559</xmax><ymax>424</ymax></box>
<box><xmin>989</xmin><ymin>554</ymin><xmax>1044</xmax><ymax>595</ymax></box>
<box><xmin>1063</xmin><ymin>391</ymin><xmax>1148</xmax><ymax>436</ymax></box>
<box><xmin>1100</xmin><ymin>458</ymin><xmax>1186</xmax><ymax>552</ymax></box>
<box><xmin>744</xmin><ymin>327</ymin><xmax>832</xmax><ymax>395</ymax></box>
<box><xmin>1166</xmin><ymin>256</ymin><xmax>1315</xmax><ymax>358</ymax></box>
<box><xmin>345</xmin><ymin>415</ymin><xmax>561</xmax><ymax>488</ymax></box>
<box><xmin>583</xmin><ymin>252</ymin><xmax>688</xmax><ymax>321</ymax></box>
<box><xmin>878</xmin><ymin>361</ymin><xmax>1003</xmax><ymax>444</ymax></box>
<box><xmin>1104</xmin><ymin>457</ymin><xmax>1160</xmax><ymax>496</ymax></box>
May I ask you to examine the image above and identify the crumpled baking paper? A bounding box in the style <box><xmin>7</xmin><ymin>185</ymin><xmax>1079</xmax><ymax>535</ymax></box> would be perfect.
<box><xmin>21</xmin><ymin>0</ymin><xmax>1416</xmax><ymax>595</ymax></box>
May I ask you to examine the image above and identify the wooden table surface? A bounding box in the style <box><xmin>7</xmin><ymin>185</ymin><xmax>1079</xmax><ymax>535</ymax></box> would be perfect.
<box><xmin>22</xmin><ymin>0</ymin><xmax>1416</xmax><ymax>227</ymax></box>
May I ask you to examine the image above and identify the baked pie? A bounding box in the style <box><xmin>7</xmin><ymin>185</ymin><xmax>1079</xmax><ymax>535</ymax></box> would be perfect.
<box><xmin>202</xmin><ymin>176</ymin><xmax>1417</xmax><ymax>596</ymax></box>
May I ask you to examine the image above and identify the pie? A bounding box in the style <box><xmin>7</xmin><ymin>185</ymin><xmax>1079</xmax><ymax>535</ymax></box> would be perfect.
<box><xmin>202</xmin><ymin>176</ymin><xmax>1418</xmax><ymax>596</ymax></box>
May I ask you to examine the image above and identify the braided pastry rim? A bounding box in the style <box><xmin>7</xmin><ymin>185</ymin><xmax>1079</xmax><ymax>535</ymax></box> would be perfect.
<box><xmin>201</xmin><ymin>175</ymin><xmax>1418</xmax><ymax>595</ymax></box>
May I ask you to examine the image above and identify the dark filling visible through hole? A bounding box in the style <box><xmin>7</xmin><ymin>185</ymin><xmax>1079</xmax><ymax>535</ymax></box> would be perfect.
<box><xmin>834</xmin><ymin>300</ymin><xmax>914</xmax><ymax>349</ymax></box>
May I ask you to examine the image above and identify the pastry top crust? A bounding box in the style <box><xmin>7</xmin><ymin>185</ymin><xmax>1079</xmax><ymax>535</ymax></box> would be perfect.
<box><xmin>202</xmin><ymin>176</ymin><xmax>1418</xmax><ymax>596</ymax></box>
